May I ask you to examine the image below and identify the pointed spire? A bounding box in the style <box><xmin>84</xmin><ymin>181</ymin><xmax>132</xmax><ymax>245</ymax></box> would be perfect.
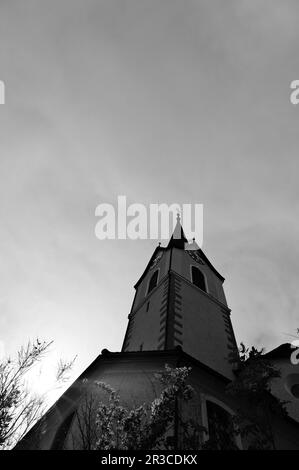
<box><xmin>167</xmin><ymin>212</ymin><xmax>188</xmax><ymax>249</ymax></box>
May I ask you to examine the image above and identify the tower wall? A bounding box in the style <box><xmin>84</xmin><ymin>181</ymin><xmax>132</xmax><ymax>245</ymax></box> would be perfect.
<box><xmin>123</xmin><ymin>275</ymin><xmax>169</xmax><ymax>352</ymax></box>
<box><xmin>177</xmin><ymin>277</ymin><xmax>236</xmax><ymax>379</ymax></box>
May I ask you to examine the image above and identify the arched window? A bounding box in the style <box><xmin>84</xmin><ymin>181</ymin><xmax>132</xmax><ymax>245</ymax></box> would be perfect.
<box><xmin>206</xmin><ymin>401</ymin><xmax>237</xmax><ymax>450</ymax></box>
<box><xmin>147</xmin><ymin>270</ymin><xmax>159</xmax><ymax>295</ymax></box>
<box><xmin>191</xmin><ymin>266</ymin><xmax>207</xmax><ymax>292</ymax></box>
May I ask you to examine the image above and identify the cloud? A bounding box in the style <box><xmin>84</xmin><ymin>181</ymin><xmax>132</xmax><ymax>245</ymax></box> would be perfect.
<box><xmin>0</xmin><ymin>0</ymin><xmax>298</xmax><ymax>374</ymax></box>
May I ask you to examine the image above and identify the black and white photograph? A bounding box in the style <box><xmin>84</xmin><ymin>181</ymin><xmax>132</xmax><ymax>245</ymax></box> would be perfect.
<box><xmin>0</xmin><ymin>0</ymin><xmax>299</xmax><ymax>458</ymax></box>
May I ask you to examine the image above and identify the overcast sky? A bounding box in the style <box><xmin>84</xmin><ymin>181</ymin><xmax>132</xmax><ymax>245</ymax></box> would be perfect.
<box><xmin>0</xmin><ymin>0</ymin><xmax>298</xmax><ymax>389</ymax></box>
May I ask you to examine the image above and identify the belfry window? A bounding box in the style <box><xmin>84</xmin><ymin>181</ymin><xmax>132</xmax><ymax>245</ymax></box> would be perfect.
<box><xmin>191</xmin><ymin>266</ymin><xmax>207</xmax><ymax>292</ymax></box>
<box><xmin>147</xmin><ymin>270</ymin><xmax>159</xmax><ymax>295</ymax></box>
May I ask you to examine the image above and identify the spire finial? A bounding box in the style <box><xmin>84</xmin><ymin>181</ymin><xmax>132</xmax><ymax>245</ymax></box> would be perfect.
<box><xmin>176</xmin><ymin>211</ymin><xmax>181</xmax><ymax>222</ymax></box>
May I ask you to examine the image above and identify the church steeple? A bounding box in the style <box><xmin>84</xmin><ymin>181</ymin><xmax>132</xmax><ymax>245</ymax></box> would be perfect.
<box><xmin>167</xmin><ymin>213</ymin><xmax>188</xmax><ymax>249</ymax></box>
<box><xmin>122</xmin><ymin>222</ymin><xmax>238</xmax><ymax>380</ymax></box>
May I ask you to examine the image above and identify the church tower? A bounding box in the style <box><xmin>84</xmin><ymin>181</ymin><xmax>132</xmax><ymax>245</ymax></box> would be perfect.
<box><xmin>122</xmin><ymin>214</ymin><xmax>238</xmax><ymax>380</ymax></box>
<box><xmin>16</xmin><ymin>217</ymin><xmax>299</xmax><ymax>450</ymax></box>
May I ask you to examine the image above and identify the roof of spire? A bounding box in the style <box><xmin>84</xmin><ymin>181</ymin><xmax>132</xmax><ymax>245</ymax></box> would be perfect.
<box><xmin>167</xmin><ymin>213</ymin><xmax>188</xmax><ymax>249</ymax></box>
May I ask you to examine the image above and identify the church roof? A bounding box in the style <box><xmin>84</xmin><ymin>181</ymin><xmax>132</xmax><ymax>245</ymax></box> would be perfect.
<box><xmin>264</xmin><ymin>343</ymin><xmax>294</xmax><ymax>360</ymax></box>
